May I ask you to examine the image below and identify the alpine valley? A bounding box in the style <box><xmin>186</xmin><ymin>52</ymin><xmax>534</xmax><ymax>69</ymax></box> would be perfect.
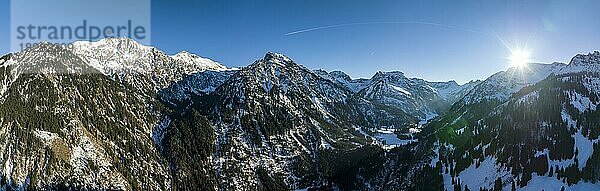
<box><xmin>0</xmin><ymin>37</ymin><xmax>599</xmax><ymax>191</ymax></box>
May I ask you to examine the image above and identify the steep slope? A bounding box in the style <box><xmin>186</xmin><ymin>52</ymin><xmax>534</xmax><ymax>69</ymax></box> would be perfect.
<box><xmin>557</xmin><ymin>51</ymin><xmax>600</xmax><ymax>75</ymax></box>
<box><xmin>428</xmin><ymin>52</ymin><xmax>600</xmax><ymax>190</ymax></box>
<box><xmin>205</xmin><ymin>52</ymin><xmax>375</xmax><ymax>190</ymax></box>
<box><xmin>158</xmin><ymin>70</ymin><xmax>237</xmax><ymax>107</ymax></box>
<box><xmin>160</xmin><ymin>52</ymin><xmax>391</xmax><ymax>190</ymax></box>
<box><xmin>432</xmin><ymin>62</ymin><xmax>567</xmax><ymax>144</ymax></box>
<box><xmin>0</xmin><ymin>39</ymin><xmax>230</xmax><ymax>190</ymax></box>
<box><xmin>0</xmin><ymin>43</ymin><xmax>170</xmax><ymax>190</ymax></box>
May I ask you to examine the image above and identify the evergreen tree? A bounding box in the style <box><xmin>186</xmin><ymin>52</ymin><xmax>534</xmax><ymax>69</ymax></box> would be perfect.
<box><xmin>511</xmin><ymin>180</ymin><xmax>516</xmax><ymax>191</ymax></box>
<box><xmin>494</xmin><ymin>177</ymin><xmax>502</xmax><ymax>191</ymax></box>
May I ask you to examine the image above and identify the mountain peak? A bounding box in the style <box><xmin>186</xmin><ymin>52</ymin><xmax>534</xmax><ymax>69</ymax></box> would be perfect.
<box><xmin>329</xmin><ymin>71</ymin><xmax>352</xmax><ymax>81</ymax></box>
<box><xmin>0</xmin><ymin>53</ymin><xmax>14</xmax><ymax>66</ymax></box>
<box><xmin>263</xmin><ymin>52</ymin><xmax>292</xmax><ymax>63</ymax></box>
<box><xmin>71</xmin><ymin>37</ymin><xmax>154</xmax><ymax>58</ymax></box>
<box><xmin>247</xmin><ymin>52</ymin><xmax>300</xmax><ymax>71</ymax></box>
<box><xmin>372</xmin><ymin>71</ymin><xmax>407</xmax><ymax>82</ymax></box>
<box><xmin>555</xmin><ymin>51</ymin><xmax>600</xmax><ymax>75</ymax></box>
<box><xmin>570</xmin><ymin>51</ymin><xmax>600</xmax><ymax>65</ymax></box>
<box><xmin>172</xmin><ymin>51</ymin><xmax>200</xmax><ymax>60</ymax></box>
<box><xmin>171</xmin><ymin>51</ymin><xmax>227</xmax><ymax>71</ymax></box>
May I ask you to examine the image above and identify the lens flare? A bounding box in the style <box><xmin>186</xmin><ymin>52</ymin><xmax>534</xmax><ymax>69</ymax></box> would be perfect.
<box><xmin>509</xmin><ymin>49</ymin><xmax>531</xmax><ymax>68</ymax></box>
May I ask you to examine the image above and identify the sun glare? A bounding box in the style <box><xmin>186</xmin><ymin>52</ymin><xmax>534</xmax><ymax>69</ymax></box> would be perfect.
<box><xmin>509</xmin><ymin>49</ymin><xmax>531</xmax><ymax>68</ymax></box>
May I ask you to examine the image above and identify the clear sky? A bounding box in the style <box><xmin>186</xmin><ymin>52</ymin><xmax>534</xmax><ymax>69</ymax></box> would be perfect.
<box><xmin>2</xmin><ymin>0</ymin><xmax>600</xmax><ymax>84</ymax></box>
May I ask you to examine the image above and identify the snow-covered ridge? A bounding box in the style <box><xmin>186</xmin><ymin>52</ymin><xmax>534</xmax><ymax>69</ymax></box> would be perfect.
<box><xmin>9</xmin><ymin>42</ymin><xmax>101</xmax><ymax>75</ymax></box>
<box><xmin>171</xmin><ymin>51</ymin><xmax>227</xmax><ymax>71</ymax></box>
<box><xmin>232</xmin><ymin>51</ymin><xmax>352</xmax><ymax>103</ymax></box>
<box><xmin>557</xmin><ymin>51</ymin><xmax>600</xmax><ymax>75</ymax></box>
<box><xmin>68</xmin><ymin>37</ymin><xmax>233</xmax><ymax>93</ymax></box>
<box><xmin>318</xmin><ymin>69</ymin><xmax>479</xmax><ymax>102</ymax></box>
<box><xmin>313</xmin><ymin>69</ymin><xmax>480</xmax><ymax>124</ymax></box>
<box><xmin>70</xmin><ymin>37</ymin><xmax>155</xmax><ymax>74</ymax></box>
<box><xmin>70</xmin><ymin>37</ymin><xmax>227</xmax><ymax>76</ymax></box>
<box><xmin>0</xmin><ymin>37</ymin><xmax>232</xmax><ymax>101</ymax></box>
<box><xmin>461</xmin><ymin>62</ymin><xmax>566</xmax><ymax>104</ymax></box>
<box><xmin>314</xmin><ymin>69</ymin><xmax>371</xmax><ymax>92</ymax></box>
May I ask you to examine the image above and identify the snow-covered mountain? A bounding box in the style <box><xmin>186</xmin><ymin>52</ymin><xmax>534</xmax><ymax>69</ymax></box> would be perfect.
<box><xmin>428</xmin><ymin>80</ymin><xmax>480</xmax><ymax>103</ymax></box>
<box><xmin>431</xmin><ymin>62</ymin><xmax>569</xmax><ymax>148</ymax></box>
<box><xmin>1</xmin><ymin>37</ymin><xmax>599</xmax><ymax>190</ymax></box>
<box><xmin>316</xmin><ymin>69</ymin><xmax>480</xmax><ymax>127</ymax></box>
<box><xmin>0</xmin><ymin>43</ymin><xmax>169</xmax><ymax>190</ymax></box>
<box><xmin>356</xmin><ymin>71</ymin><xmax>479</xmax><ymax>126</ymax></box>
<box><xmin>192</xmin><ymin>52</ymin><xmax>374</xmax><ymax>189</ymax></box>
<box><xmin>426</xmin><ymin>51</ymin><xmax>600</xmax><ymax>190</ymax></box>
<box><xmin>70</xmin><ymin>37</ymin><xmax>228</xmax><ymax>94</ymax></box>
<box><xmin>557</xmin><ymin>51</ymin><xmax>600</xmax><ymax>75</ymax></box>
<box><xmin>460</xmin><ymin>62</ymin><xmax>566</xmax><ymax>105</ymax></box>
<box><xmin>0</xmin><ymin>39</ymin><xmax>232</xmax><ymax>190</ymax></box>
<box><xmin>314</xmin><ymin>69</ymin><xmax>371</xmax><ymax>92</ymax></box>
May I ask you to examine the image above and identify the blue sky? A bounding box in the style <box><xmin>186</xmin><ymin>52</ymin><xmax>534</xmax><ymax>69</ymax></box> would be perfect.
<box><xmin>2</xmin><ymin>0</ymin><xmax>600</xmax><ymax>83</ymax></box>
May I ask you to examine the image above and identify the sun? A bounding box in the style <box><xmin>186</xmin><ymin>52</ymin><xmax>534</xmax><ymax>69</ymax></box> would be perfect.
<box><xmin>508</xmin><ymin>49</ymin><xmax>531</xmax><ymax>68</ymax></box>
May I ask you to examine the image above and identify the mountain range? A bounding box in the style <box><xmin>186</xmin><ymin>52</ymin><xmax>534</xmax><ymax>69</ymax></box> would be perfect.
<box><xmin>0</xmin><ymin>37</ymin><xmax>599</xmax><ymax>190</ymax></box>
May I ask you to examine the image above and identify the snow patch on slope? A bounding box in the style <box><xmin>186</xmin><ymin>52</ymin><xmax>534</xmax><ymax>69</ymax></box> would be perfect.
<box><xmin>573</xmin><ymin>129</ymin><xmax>598</xmax><ymax>170</ymax></box>
<box><xmin>152</xmin><ymin>116</ymin><xmax>171</xmax><ymax>150</ymax></box>
<box><xmin>521</xmin><ymin>175</ymin><xmax>600</xmax><ymax>191</ymax></box>
<box><xmin>560</xmin><ymin>108</ymin><xmax>599</xmax><ymax>170</ymax></box>
<box><xmin>34</xmin><ymin>129</ymin><xmax>60</xmax><ymax>146</ymax></box>
<box><xmin>171</xmin><ymin>51</ymin><xmax>227</xmax><ymax>71</ymax></box>
<box><xmin>389</xmin><ymin>85</ymin><xmax>411</xmax><ymax>95</ymax></box>
<box><xmin>567</xmin><ymin>91</ymin><xmax>597</xmax><ymax>113</ymax></box>
<box><xmin>460</xmin><ymin>157</ymin><xmax>510</xmax><ymax>190</ymax></box>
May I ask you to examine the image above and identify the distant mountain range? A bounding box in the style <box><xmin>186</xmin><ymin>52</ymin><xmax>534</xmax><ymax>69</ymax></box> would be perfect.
<box><xmin>0</xmin><ymin>37</ymin><xmax>598</xmax><ymax>190</ymax></box>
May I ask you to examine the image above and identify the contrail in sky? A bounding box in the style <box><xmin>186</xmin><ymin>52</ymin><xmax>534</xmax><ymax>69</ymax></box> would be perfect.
<box><xmin>285</xmin><ymin>21</ymin><xmax>521</xmax><ymax>55</ymax></box>
<box><xmin>284</xmin><ymin>21</ymin><xmax>485</xmax><ymax>36</ymax></box>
